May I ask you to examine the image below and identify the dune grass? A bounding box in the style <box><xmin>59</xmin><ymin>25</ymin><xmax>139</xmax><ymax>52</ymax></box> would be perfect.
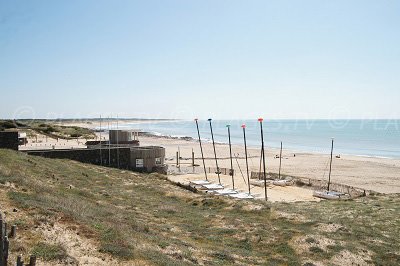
<box><xmin>0</xmin><ymin>119</ymin><xmax>95</xmax><ymax>139</ymax></box>
<box><xmin>0</xmin><ymin>149</ymin><xmax>399</xmax><ymax>265</ymax></box>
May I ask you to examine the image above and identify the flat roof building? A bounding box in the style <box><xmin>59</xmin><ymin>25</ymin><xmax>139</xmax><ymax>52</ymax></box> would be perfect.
<box><xmin>109</xmin><ymin>130</ymin><xmax>139</xmax><ymax>144</ymax></box>
<box><xmin>27</xmin><ymin>146</ymin><xmax>167</xmax><ymax>174</ymax></box>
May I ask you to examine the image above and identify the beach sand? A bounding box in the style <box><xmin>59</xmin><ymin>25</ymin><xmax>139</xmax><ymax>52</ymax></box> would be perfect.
<box><xmin>168</xmin><ymin>173</ymin><xmax>320</xmax><ymax>203</ymax></box>
<box><xmin>21</xmin><ymin>120</ymin><xmax>400</xmax><ymax>196</ymax></box>
<box><xmin>138</xmin><ymin>135</ymin><xmax>400</xmax><ymax>194</ymax></box>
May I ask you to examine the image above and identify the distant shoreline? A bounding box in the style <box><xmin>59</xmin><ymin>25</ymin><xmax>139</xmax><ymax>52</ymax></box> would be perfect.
<box><xmin>18</xmin><ymin>119</ymin><xmax>400</xmax><ymax>193</ymax></box>
<box><xmin>140</xmin><ymin>131</ymin><xmax>400</xmax><ymax>161</ymax></box>
<box><xmin>61</xmin><ymin>119</ymin><xmax>400</xmax><ymax>160</ymax></box>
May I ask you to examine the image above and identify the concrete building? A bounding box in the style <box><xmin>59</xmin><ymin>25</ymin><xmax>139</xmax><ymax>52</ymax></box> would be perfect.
<box><xmin>109</xmin><ymin>130</ymin><xmax>139</xmax><ymax>145</ymax></box>
<box><xmin>130</xmin><ymin>146</ymin><xmax>165</xmax><ymax>172</ymax></box>
<box><xmin>86</xmin><ymin>129</ymin><xmax>140</xmax><ymax>147</ymax></box>
<box><xmin>3</xmin><ymin>128</ymin><xmax>167</xmax><ymax>174</ymax></box>
<box><xmin>27</xmin><ymin>146</ymin><xmax>167</xmax><ymax>173</ymax></box>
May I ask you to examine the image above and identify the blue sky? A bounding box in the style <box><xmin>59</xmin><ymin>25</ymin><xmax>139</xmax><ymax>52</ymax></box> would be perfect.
<box><xmin>0</xmin><ymin>0</ymin><xmax>399</xmax><ymax>119</ymax></box>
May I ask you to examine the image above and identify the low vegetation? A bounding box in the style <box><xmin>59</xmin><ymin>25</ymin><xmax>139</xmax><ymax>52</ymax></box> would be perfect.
<box><xmin>0</xmin><ymin>119</ymin><xmax>95</xmax><ymax>139</ymax></box>
<box><xmin>32</xmin><ymin>242</ymin><xmax>69</xmax><ymax>261</ymax></box>
<box><xmin>0</xmin><ymin>149</ymin><xmax>399</xmax><ymax>265</ymax></box>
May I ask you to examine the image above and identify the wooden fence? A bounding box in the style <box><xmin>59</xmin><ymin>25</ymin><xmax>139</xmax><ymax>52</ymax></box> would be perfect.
<box><xmin>250</xmin><ymin>171</ymin><xmax>371</xmax><ymax>198</ymax></box>
<box><xmin>170</xmin><ymin>166</ymin><xmax>234</xmax><ymax>176</ymax></box>
<box><xmin>293</xmin><ymin>176</ymin><xmax>370</xmax><ymax>198</ymax></box>
<box><xmin>1</xmin><ymin>213</ymin><xmax>36</xmax><ymax>266</ymax></box>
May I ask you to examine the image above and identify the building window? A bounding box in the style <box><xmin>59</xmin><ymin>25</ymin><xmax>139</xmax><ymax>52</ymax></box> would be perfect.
<box><xmin>136</xmin><ymin>159</ymin><xmax>144</xmax><ymax>168</ymax></box>
<box><xmin>155</xmin><ymin>157</ymin><xmax>162</xmax><ymax>165</ymax></box>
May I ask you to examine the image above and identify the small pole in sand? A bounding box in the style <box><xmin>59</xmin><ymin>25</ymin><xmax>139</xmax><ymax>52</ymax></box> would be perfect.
<box><xmin>116</xmin><ymin>115</ymin><xmax>120</xmax><ymax>168</ymax></box>
<box><xmin>278</xmin><ymin>141</ymin><xmax>283</xmax><ymax>180</ymax></box>
<box><xmin>194</xmin><ymin>119</ymin><xmax>208</xmax><ymax>181</ymax></box>
<box><xmin>258</xmin><ymin>118</ymin><xmax>267</xmax><ymax>201</ymax></box>
<box><xmin>258</xmin><ymin>148</ymin><xmax>263</xmax><ymax>180</ymax></box>
<box><xmin>192</xmin><ymin>148</ymin><xmax>195</xmax><ymax>173</ymax></box>
<box><xmin>226</xmin><ymin>124</ymin><xmax>235</xmax><ymax>190</ymax></box>
<box><xmin>192</xmin><ymin>148</ymin><xmax>195</xmax><ymax>167</ymax></box>
<box><xmin>29</xmin><ymin>255</ymin><xmax>37</xmax><ymax>266</ymax></box>
<box><xmin>208</xmin><ymin>118</ymin><xmax>221</xmax><ymax>184</ymax></box>
<box><xmin>99</xmin><ymin>115</ymin><xmax>103</xmax><ymax>166</ymax></box>
<box><xmin>108</xmin><ymin>116</ymin><xmax>111</xmax><ymax>166</ymax></box>
<box><xmin>178</xmin><ymin>146</ymin><xmax>181</xmax><ymax>169</ymax></box>
<box><xmin>327</xmin><ymin>138</ymin><xmax>334</xmax><ymax>191</ymax></box>
<box><xmin>242</xmin><ymin>124</ymin><xmax>251</xmax><ymax>194</ymax></box>
<box><xmin>10</xmin><ymin>224</ymin><xmax>16</xmax><ymax>238</ymax></box>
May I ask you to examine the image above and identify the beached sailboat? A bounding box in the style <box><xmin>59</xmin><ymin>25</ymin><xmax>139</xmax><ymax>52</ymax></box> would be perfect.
<box><xmin>273</xmin><ymin>179</ymin><xmax>293</xmax><ymax>187</ymax></box>
<box><xmin>258</xmin><ymin>118</ymin><xmax>268</xmax><ymax>201</ymax></box>
<box><xmin>191</xmin><ymin>118</ymin><xmax>226</xmax><ymax>192</ymax></box>
<box><xmin>313</xmin><ymin>138</ymin><xmax>344</xmax><ymax>200</ymax></box>
<box><xmin>208</xmin><ymin>118</ymin><xmax>222</xmax><ymax>185</ymax></box>
<box><xmin>190</xmin><ymin>119</ymin><xmax>211</xmax><ymax>187</ymax></box>
<box><xmin>272</xmin><ymin>141</ymin><xmax>293</xmax><ymax>187</ymax></box>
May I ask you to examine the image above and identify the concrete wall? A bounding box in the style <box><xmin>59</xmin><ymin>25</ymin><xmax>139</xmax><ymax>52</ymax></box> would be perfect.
<box><xmin>0</xmin><ymin>132</ymin><xmax>19</xmax><ymax>150</ymax></box>
<box><xmin>27</xmin><ymin>147</ymin><xmax>131</xmax><ymax>169</ymax></box>
<box><xmin>130</xmin><ymin>146</ymin><xmax>166</xmax><ymax>172</ymax></box>
<box><xmin>109</xmin><ymin>130</ymin><xmax>132</xmax><ymax>144</ymax></box>
<box><xmin>26</xmin><ymin>146</ymin><xmax>167</xmax><ymax>173</ymax></box>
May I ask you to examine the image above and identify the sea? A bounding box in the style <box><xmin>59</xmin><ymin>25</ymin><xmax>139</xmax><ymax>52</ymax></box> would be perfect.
<box><xmin>115</xmin><ymin>119</ymin><xmax>400</xmax><ymax>159</ymax></box>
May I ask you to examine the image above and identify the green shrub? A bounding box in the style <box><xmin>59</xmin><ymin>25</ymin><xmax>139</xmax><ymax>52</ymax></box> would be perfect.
<box><xmin>32</xmin><ymin>242</ymin><xmax>68</xmax><ymax>261</ymax></box>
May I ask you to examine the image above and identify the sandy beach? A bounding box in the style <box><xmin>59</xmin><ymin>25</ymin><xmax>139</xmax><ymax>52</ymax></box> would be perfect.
<box><xmin>139</xmin><ymin>135</ymin><xmax>400</xmax><ymax>194</ymax></box>
<box><xmin>21</xmin><ymin>120</ymin><xmax>400</xmax><ymax>195</ymax></box>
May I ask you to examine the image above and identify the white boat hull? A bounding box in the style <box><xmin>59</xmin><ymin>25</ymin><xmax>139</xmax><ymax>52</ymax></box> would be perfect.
<box><xmin>229</xmin><ymin>192</ymin><xmax>254</xmax><ymax>199</ymax></box>
<box><xmin>272</xmin><ymin>180</ymin><xmax>293</xmax><ymax>186</ymax></box>
<box><xmin>313</xmin><ymin>190</ymin><xmax>342</xmax><ymax>200</ymax></box>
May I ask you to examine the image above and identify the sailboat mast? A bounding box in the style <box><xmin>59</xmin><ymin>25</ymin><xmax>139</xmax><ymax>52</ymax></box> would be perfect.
<box><xmin>278</xmin><ymin>141</ymin><xmax>282</xmax><ymax>180</ymax></box>
<box><xmin>208</xmin><ymin>119</ymin><xmax>221</xmax><ymax>184</ymax></box>
<box><xmin>227</xmin><ymin>125</ymin><xmax>235</xmax><ymax>190</ymax></box>
<box><xmin>116</xmin><ymin>115</ymin><xmax>120</xmax><ymax>168</ymax></box>
<box><xmin>108</xmin><ymin>116</ymin><xmax>111</xmax><ymax>166</ymax></box>
<box><xmin>99</xmin><ymin>115</ymin><xmax>102</xmax><ymax>166</ymax></box>
<box><xmin>195</xmin><ymin>119</ymin><xmax>208</xmax><ymax>181</ymax></box>
<box><xmin>242</xmin><ymin>124</ymin><xmax>251</xmax><ymax>195</ymax></box>
<box><xmin>327</xmin><ymin>138</ymin><xmax>334</xmax><ymax>191</ymax></box>
<box><xmin>259</xmin><ymin>118</ymin><xmax>267</xmax><ymax>201</ymax></box>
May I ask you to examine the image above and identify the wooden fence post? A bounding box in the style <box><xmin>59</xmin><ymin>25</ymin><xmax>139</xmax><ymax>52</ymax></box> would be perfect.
<box><xmin>29</xmin><ymin>255</ymin><xmax>36</xmax><ymax>266</ymax></box>
<box><xmin>4</xmin><ymin>236</ymin><xmax>9</xmax><ymax>266</ymax></box>
<box><xmin>10</xmin><ymin>225</ymin><xmax>16</xmax><ymax>238</ymax></box>
<box><xmin>0</xmin><ymin>216</ymin><xmax>4</xmax><ymax>266</ymax></box>
<box><xmin>16</xmin><ymin>254</ymin><xmax>23</xmax><ymax>266</ymax></box>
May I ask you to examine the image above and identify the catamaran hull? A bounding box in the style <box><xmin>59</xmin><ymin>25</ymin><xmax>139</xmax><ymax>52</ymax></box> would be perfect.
<box><xmin>272</xmin><ymin>180</ymin><xmax>293</xmax><ymax>186</ymax></box>
<box><xmin>313</xmin><ymin>191</ymin><xmax>341</xmax><ymax>200</ymax></box>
